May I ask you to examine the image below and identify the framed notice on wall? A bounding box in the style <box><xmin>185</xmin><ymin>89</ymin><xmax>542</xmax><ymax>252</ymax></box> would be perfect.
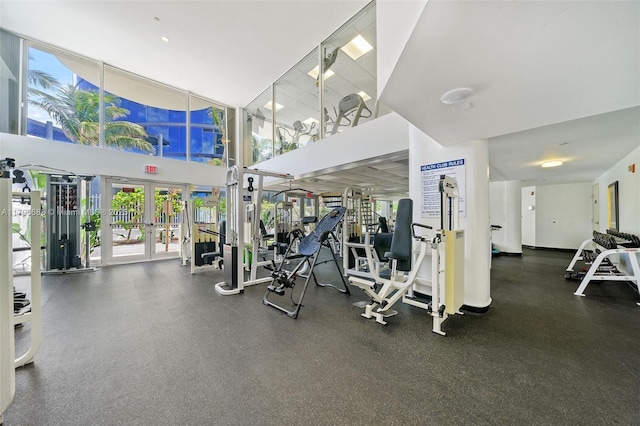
<box><xmin>607</xmin><ymin>181</ymin><xmax>619</xmax><ymax>231</ymax></box>
<box><xmin>420</xmin><ymin>158</ymin><xmax>466</xmax><ymax>218</ymax></box>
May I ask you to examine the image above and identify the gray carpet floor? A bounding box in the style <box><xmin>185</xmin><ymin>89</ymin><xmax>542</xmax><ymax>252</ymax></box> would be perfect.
<box><xmin>4</xmin><ymin>248</ymin><xmax>640</xmax><ymax>425</ymax></box>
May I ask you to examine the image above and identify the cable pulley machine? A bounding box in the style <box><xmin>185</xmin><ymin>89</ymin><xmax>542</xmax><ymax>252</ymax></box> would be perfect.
<box><xmin>1</xmin><ymin>158</ymin><xmax>43</xmax><ymax>423</ymax></box>
<box><xmin>215</xmin><ymin>166</ymin><xmax>293</xmax><ymax>295</ymax></box>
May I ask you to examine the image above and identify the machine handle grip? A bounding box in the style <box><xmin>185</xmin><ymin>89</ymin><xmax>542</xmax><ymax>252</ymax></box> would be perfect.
<box><xmin>411</xmin><ymin>223</ymin><xmax>433</xmax><ymax>240</ymax></box>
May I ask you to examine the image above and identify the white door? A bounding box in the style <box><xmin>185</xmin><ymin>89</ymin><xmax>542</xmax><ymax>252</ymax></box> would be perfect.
<box><xmin>102</xmin><ymin>178</ymin><xmax>187</xmax><ymax>264</ymax></box>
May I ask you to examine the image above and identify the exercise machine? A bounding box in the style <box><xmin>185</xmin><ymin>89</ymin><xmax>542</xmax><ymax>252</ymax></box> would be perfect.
<box><xmin>17</xmin><ymin>164</ymin><xmax>96</xmax><ymax>274</ymax></box>
<box><xmin>263</xmin><ymin>207</ymin><xmax>349</xmax><ymax>318</ymax></box>
<box><xmin>1</xmin><ymin>159</ymin><xmax>42</xmax><ymax>423</ymax></box>
<box><xmin>181</xmin><ymin>191</ymin><xmax>225</xmax><ymax>274</ymax></box>
<box><xmin>276</xmin><ymin>120</ymin><xmax>316</xmax><ymax>149</ymax></box>
<box><xmin>342</xmin><ymin>187</ymin><xmax>383</xmax><ymax>278</ymax></box>
<box><xmin>215</xmin><ymin>166</ymin><xmax>293</xmax><ymax>295</ymax></box>
<box><xmin>404</xmin><ymin>175</ymin><xmax>465</xmax><ymax>335</ymax></box>
<box><xmin>348</xmin><ymin>198</ymin><xmax>423</xmax><ymax>325</ymax></box>
<box><xmin>348</xmin><ymin>176</ymin><xmax>466</xmax><ymax>335</ymax></box>
<box><xmin>330</xmin><ymin>93</ymin><xmax>372</xmax><ymax>135</ymax></box>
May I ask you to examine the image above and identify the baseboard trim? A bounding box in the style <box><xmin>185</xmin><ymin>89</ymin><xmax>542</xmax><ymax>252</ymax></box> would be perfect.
<box><xmin>461</xmin><ymin>303</ymin><xmax>491</xmax><ymax>314</ymax></box>
<box><xmin>523</xmin><ymin>245</ymin><xmax>575</xmax><ymax>253</ymax></box>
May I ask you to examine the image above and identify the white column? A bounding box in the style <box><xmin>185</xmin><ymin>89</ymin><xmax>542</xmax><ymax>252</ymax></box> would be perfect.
<box><xmin>409</xmin><ymin>126</ymin><xmax>491</xmax><ymax>310</ymax></box>
<box><xmin>490</xmin><ymin>180</ymin><xmax>522</xmax><ymax>254</ymax></box>
<box><xmin>503</xmin><ymin>180</ymin><xmax>522</xmax><ymax>254</ymax></box>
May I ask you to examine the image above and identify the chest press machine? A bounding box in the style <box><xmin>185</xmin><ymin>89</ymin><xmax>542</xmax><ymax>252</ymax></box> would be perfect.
<box><xmin>348</xmin><ymin>175</ymin><xmax>465</xmax><ymax>335</ymax></box>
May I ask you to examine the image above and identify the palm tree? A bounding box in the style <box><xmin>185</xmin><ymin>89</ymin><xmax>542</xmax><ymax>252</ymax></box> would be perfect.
<box><xmin>207</xmin><ymin>106</ymin><xmax>227</xmax><ymax>166</ymax></box>
<box><xmin>30</xmin><ymin>83</ymin><xmax>153</xmax><ymax>153</ymax></box>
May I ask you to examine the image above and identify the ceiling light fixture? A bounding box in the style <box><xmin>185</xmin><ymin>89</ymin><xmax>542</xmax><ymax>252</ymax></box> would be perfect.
<box><xmin>263</xmin><ymin>101</ymin><xmax>283</xmax><ymax>112</ymax></box>
<box><xmin>160</xmin><ymin>36</ymin><xmax>170</xmax><ymax>43</ymax></box>
<box><xmin>541</xmin><ymin>160</ymin><xmax>563</xmax><ymax>168</ymax></box>
<box><xmin>440</xmin><ymin>87</ymin><xmax>473</xmax><ymax>104</ymax></box>
<box><xmin>341</xmin><ymin>35</ymin><xmax>373</xmax><ymax>60</ymax></box>
<box><xmin>307</xmin><ymin>66</ymin><xmax>335</xmax><ymax>80</ymax></box>
<box><xmin>303</xmin><ymin>117</ymin><xmax>319</xmax><ymax>125</ymax></box>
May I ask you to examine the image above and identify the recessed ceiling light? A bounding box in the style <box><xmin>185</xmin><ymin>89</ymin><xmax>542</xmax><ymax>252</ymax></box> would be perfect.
<box><xmin>341</xmin><ymin>35</ymin><xmax>373</xmax><ymax>60</ymax></box>
<box><xmin>440</xmin><ymin>87</ymin><xmax>473</xmax><ymax>104</ymax></box>
<box><xmin>357</xmin><ymin>91</ymin><xmax>371</xmax><ymax>101</ymax></box>
<box><xmin>160</xmin><ymin>36</ymin><xmax>170</xmax><ymax>43</ymax></box>
<box><xmin>307</xmin><ymin>66</ymin><xmax>335</xmax><ymax>80</ymax></box>
<box><xmin>264</xmin><ymin>101</ymin><xmax>283</xmax><ymax>111</ymax></box>
<box><xmin>303</xmin><ymin>117</ymin><xmax>319</xmax><ymax>125</ymax></box>
<box><xmin>541</xmin><ymin>160</ymin><xmax>563</xmax><ymax>168</ymax></box>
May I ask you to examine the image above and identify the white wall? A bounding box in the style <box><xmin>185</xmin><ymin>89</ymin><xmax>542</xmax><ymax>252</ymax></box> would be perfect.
<box><xmin>409</xmin><ymin>125</ymin><xmax>491</xmax><ymax>309</ymax></box>
<box><xmin>535</xmin><ymin>183</ymin><xmax>592</xmax><ymax>249</ymax></box>
<box><xmin>521</xmin><ymin>182</ymin><xmax>592</xmax><ymax>249</ymax></box>
<box><xmin>521</xmin><ymin>186</ymin><xmax>536</xmax><ymax>246</ymax></box>
<box><xmin>489</xmin><ymin>182</ymin><xmax>506</xmax><ymax>247</ymax></box>
<box><xmin>0</xmin><ymin>133</ymin><xmax>227</xmax><ymax>187</ymax></box>
<box><xmin>521</xmin><ymin>183</ymin><xmax>593</xmax><ymax>249</ymax></box>
<box><xmin>377</xmin><ymin>0</ymin><xmax>427</xmax><ymax>96</ymax></box>
<box><xmin>593</xmin><ymin>146</ymin><xmax>640</xmax><ymax>234</ymax></box>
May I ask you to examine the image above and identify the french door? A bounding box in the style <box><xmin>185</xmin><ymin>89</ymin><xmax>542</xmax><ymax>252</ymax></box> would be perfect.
<box><xmin>102</xmin><ymin>178</ymin><xmax>187</xmax><ymax>264</ymax></box>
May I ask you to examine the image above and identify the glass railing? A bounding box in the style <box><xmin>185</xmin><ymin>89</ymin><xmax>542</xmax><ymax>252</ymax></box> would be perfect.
<box><xmin>246</xmin><ymin>0</ymin><xmax>392</xmax><ymax>165</ymax></box>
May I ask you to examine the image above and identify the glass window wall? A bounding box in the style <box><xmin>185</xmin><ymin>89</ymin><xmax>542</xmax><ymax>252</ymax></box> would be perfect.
<box><xmin>322</xmin><ymin>2</ymin><xmax>377</xmax><ymax>137</ymax></box>
<box><xmin>1</xmin><ymin>30</ymin><xmax>20</xmax><ymax>134</ymax></box>
<box><xmin>103</xmin><ymin>65</ymin><xmax>187</xmax><ymax>159</ymax></box>
<box><xmin>17</xmin><ymin>38</ymin><xmax>229</xmax><ymax>165</ymax></box>
<box><xmin>274</xmin><ymin>48</ymin><xmax>320</xmax><ymax>155</ymax></box>
<box><xmin>26</xmin><ymin>43</ymin><xmax>101</xmax><ymax>145</ymax></box>
<box><xmin>189</xmin><ymin>95</ymin><xmax>227</xmax><ymax>166</ymax></box>
<box><xmin>246</xmin><ymin>1</ymin><xmax>391</xmax><ymax>167</ymax></box>
<box><xmin>246</xmin><ymin>88</ymin><xmax>274</xmax><ymax>164</ymax></box>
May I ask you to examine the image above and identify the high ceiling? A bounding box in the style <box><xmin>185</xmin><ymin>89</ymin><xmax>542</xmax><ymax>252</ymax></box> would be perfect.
<box><xmin>2</xmin><ymin>0</ymin><xmax>639</xmax><ymax>195</ymax></box>
<box><xmin>0</xmin><ymin>0</ymin><xmax>369</xmax><ymax>108</ymax></box>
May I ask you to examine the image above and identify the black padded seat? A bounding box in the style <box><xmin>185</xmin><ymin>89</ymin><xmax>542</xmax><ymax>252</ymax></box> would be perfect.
<box><xmin>384</xmin><ymin>199</ymin><xmax>413</xmax><ymax>272</ymax></box>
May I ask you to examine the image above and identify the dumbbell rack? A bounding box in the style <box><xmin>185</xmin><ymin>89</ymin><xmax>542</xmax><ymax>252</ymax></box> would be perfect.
<box><xmin>567</xmin><ymin>232</ymin><xmax>640</xmax><ymax>306</ymax></box>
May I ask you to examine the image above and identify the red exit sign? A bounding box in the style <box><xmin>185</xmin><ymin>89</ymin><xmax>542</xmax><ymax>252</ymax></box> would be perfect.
<box><xmin>145</xmin><ymin>165</ymin><xmax>158</xmax><ymax>174</ymax></box>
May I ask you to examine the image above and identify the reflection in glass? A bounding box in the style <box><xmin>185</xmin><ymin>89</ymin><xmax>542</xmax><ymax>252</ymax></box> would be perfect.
<box><xmin>103</xmin><ymin>65</ymin><xmax>187</xmax><ymax>159</ymax></box>
<box><xmin>246</xmin><ymin>88</ymin><xmax>274</xmax><ymax>164</ymax></box>
<box><xmin>189</xmin><ymin>95</ymin><xmax>227</xmax><ymax>166</ymax></box>
<box><xmin>322</xmin><ymin>2</ymin><xmax>378</xmax><ymax>137</ymax></box>
<box><xmin>274</xmin><ymin>48</ymin><xmax>320</xmax><ymax>155</ymax></box>
<box><xmin>27</xmin><ymin>44</ymin><xmax>103</xmax><ymax>145</ymax></box>
<box><xmin>1</xmin><ymin>30</ymin><xmax>20</xmax><ymax>134</ymax></box>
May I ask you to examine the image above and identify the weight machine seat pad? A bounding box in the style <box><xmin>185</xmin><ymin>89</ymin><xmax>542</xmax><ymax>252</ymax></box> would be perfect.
<box><xmin>298</xmin><ymin>207</ymin><xmax>346</xmax><ymax>257</ymax></box>
<box><xmin>202</xmin><ymin>252</ymin><xmax>222</xmax><ymax>258</ymax></box>
<box><xmin>388</xmin><ymin>199</ymin><xmax>413</xmax><ymax>272</ymax></box>
<box><xmin>373</xmin><ymin>233</ymin><xmax>392</xmax><ymax>260</ymax></box>
<box><xmin>302</xmin><ymin>216</ymin><xmax>318</xmax><ymax>224</ymax></box>
<box><xmin>383</xmin><ymin>251</ymin><xmax>409</xmax><ymax>261</ymax></box>
<box><xmin>378</xmin><ymin>217</ymin><xmax>389</xmax><ymax>233</ymax></box>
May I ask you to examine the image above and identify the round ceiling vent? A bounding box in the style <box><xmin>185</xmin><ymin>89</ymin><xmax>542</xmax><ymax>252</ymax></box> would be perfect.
<box><xmin>440</xmin><ymin>87</ymin><xmax>473</xmax><ymax>104</ymax></box>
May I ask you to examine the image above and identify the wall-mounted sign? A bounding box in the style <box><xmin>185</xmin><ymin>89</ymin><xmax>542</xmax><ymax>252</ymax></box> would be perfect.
<box><xmin>145</xmin><ymin>165</ymin><xmax>158</xmax><ymax>174</ymax></box>
<box><xmin>420</xmin><ymin>158</ymin><xmax>466</xmax><ymax>218</ymax></box>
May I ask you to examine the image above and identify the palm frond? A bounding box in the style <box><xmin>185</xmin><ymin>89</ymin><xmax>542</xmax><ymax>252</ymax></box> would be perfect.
<box><xmin>27</xmin><ymin>69</ymin><xmax>60</xmax><ymax>90</ymax></box>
